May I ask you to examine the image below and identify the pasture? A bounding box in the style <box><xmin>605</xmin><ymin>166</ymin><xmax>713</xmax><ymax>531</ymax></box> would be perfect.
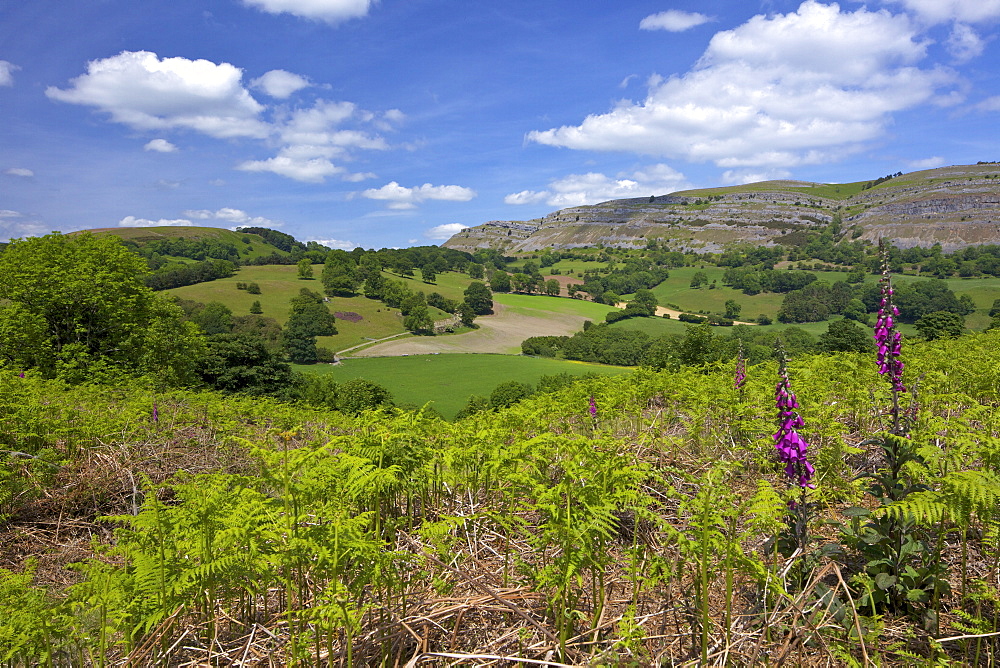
<box><xmin>295</xmin><ymin>353</ymin><xmax>631</xmax><ymax>418</ymax></box>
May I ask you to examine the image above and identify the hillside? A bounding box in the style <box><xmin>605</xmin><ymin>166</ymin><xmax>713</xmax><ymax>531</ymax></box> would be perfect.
<box><xmin>443</xmin><ymin>163</ymin><xmax>1000</xmax><ymax>254</ymax></box>
<box><xmin>87</xmin><ymin>225</ymin><xmax>294</xmax><ymax>261</ymax></box>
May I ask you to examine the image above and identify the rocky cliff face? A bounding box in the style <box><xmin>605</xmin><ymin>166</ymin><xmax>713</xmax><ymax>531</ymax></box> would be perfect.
<box><xmin>442</xmin><ymin>164</ymin><xmax>1000</xmax><ymax>254</ymax></box>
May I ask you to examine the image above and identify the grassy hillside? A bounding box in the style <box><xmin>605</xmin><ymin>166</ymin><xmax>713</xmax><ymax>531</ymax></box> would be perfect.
<box><xmin>296</xmin><ymin>353</ymin><xmax>630</xmax><ymax>418</ymax></box>
<box><xmin>90</xmin><ymin>225</ymin><xmax>292</xmax><ymax>261</ymax></box>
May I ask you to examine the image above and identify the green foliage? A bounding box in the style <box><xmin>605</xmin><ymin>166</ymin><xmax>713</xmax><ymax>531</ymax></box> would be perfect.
<box><xmin>818</xmin><ymin>318</ymin><xmax>876</xmax><ymax>354</ymax></box>
<box><xmin>915</xmin><ymin>310</ymin><xmax>966</xmax><ymax>340</ymax></box>
<box><xmin>197</xmin><ymin>333</ymin><xmax>295</xmax><ymax>395</ymax></box>
<box><xmin>0</xmin><ymin>232</ymin><xmax>205</xmax><ymax>386</ymax></box>
<box><xmin>5</xmin><ymin>327</ymin><xmax>1000</xmax><ymax>665</ymax></box>
<box><xmin>463</xmin><ymin>281</ymin><xmax>493</xmax><ymax>314</ymax></box>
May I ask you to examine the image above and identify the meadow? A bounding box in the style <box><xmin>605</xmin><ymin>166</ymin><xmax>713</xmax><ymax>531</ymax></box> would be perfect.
<box><xmin>295</xmin><ymin>353</ymin><xmax>630</xmax><ymax>418</ymax></box>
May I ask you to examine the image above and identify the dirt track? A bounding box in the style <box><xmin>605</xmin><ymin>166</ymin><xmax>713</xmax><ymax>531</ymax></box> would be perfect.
<box><xmin>347</xmin><ymin>302</ymin><xmax>588</xmax><ymax>357</ymax></box>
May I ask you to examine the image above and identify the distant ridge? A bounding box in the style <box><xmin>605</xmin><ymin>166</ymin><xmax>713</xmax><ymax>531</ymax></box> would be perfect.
<box><xmin>442</xmin><ymin>163</ymin><xmax>1000</xmax><ymax>254</ymax></box>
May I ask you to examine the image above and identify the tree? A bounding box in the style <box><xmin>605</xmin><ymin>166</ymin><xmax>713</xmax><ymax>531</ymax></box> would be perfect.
<box><xmin>511</xmin><ymin>273</ymin><xmax>533</xmax><ymax>293</ymax></box>
<box><xmin>464</xmin><ymin>281</ymin><xmax>494</xmax><ymax>314</ymax></box>
<box><xmin>544</xmin><ymin>278</ymin><xmax>561</xmax><ymax>296</ymax></box>
<box><xmin>249</xmin><ymin>300</ymin><xmax>263</xmax><ymax>314</ymax></box>
<box><xmin>282</xmin><ymin>318</ymin><xmax>318</xmax><ymax>363</ymax></box>
<box><xmin>0</xmin><ymin>232</ymin><xmax>203</xmax><ymax>384</ymax></box>
<box><xmin>490</xmin><ymin>270</ymin><xmax>511</xmax><ymax>293</ymax></box>
<box><xmin>420</xmin><ymin>265</ymin><xmax>437</xmax><ymax>283</ymax></box>
<box><xmin>403</xmin><ymin>305</ymin><xmax>434</xmax><ymax>333</ymax></box>
<box><xmin>336</xmin><ymin>378</ymin><xmax>394</xmax><ymax>415</ymax></box>
<box><xmin>489</xmin><ymin>381</ymin><xmax>534</xmax><ymax>409</ymax></box>
<box><xmin>191</xmin><ymin>301</ymin><xmax>233</xmax><ymax>335</ymax></box>
<box><xmin>197</xmin><ymin>333</ymin><xmax>294</xmax><ymax>395</ymax></box>
<box><xmin>690</xmin><ymin>271</ymin><xmax>708</xmax><ymax>289</ymax></box>
<box><xmin>632</xmin><ymin>288</ymin><xmax>658</xmax><ymax>312</ymax></box>
<box><xmin>288</xmin><ymin>288</ymin><xmax>337</xmax><ymax>336</ymax></box>
<box><xmin>724</xmin><ymin>299</ymin><xmax>742</xmax><ymax>320</ymax></box>
<box><xmin>458</xmin><ymin>301</ymin><xmax>477</xmax><ymax>327</ymax></box>
<box><xmin>915</xmin><ymin>310</ymin><xmax>966</xmax><ymax>340</ymax></box>
<box><xmin>246</xmin><ymin>282</ymin><xmax>261</xmax><ymax>295</ymax></box>
<box><xmin>467</xmin><ymin>262</ymin><xmax>484</xmax><ymax>279</ymax></box>
<box><xmin>297</xmin><ymin>258</ymin><xmax>314</xmax><ymax>280</ymax></box>
<box><xmin>818</xmin><ymin>319</ymin><xmax>875</xmax><ymax>354</ymax></box>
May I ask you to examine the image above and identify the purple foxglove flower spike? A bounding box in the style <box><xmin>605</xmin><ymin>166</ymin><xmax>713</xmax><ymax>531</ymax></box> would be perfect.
<box><xmin>734</xmin><ymin>343</ymin><xmax>746</xmax><ymax>390</ymax></box>
<box><xmin>774</xmin><ymin>358</ymin><xmax>815</xmax><ymax>489</ymax></box>
<box><xmin>874</xmin><ymin>240</ymin><xmax>906</xmax><ymax>394</ymax></box>
<box><xmin>588</xmin><ymin>396</ymin><xmax>597</xmax><ymax>417</ymax></box>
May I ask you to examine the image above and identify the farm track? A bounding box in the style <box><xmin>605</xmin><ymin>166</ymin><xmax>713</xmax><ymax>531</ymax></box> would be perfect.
<box><xmin>345</xmin><ymin>302</ymin><xmax>590</xmax><ymax>357</ymax></box>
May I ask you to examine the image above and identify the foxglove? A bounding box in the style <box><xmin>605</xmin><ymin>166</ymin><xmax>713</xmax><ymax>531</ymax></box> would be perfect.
<box><xmin>774</xmin><ymin>360</ymin><xmax>815</xmax><ymax>488</ymax></box>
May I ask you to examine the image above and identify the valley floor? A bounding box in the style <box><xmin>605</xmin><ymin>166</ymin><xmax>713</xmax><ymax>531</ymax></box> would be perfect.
<box><xmin>346</xmin><ymin>301</ymin><xmax>591</xmax><ymax>357</ymax></box>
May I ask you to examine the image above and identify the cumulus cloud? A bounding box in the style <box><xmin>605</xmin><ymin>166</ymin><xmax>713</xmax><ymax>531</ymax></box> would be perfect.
<box><xmin>884</xmin><ymin>0</ymin><xmax>1000</xmax><ymax>24</ymax></box>
<box><xmin>721</xmin><ymin>168</ymin><xmax>793</xmax><ymax>185</ymax></box>
<box><xmin>361</xmin><ymin>182</ymin><xmax>476</xmax><ymax>210</ymax></box>
<box><xmin>946</xmin><ymin>23</ymin><xmax>985</xmax><ymax>62</ymax></box>
<box><xmin>242</xmin><ymin>0</ymin><xmax>374</xmax><ymax>24</ymax></box>
<box><xmin>0</xmin><ymin>61</ymin><xmax>18</xmax><ymax>86</ymax></box>
<box><xmin>1</xmin><ymin>215</ymin><xmax>51</xmax><ymax>242</ymax></box>
<box><xmin>238</xmin><ymin>100</ymin><xmax>390</xmax><ymax>182</ymax></box>
<box><xmin>46</xmin><ymin>51</ymin><xmax>269</xmax><ymax>139</ymax></box>
<box><xmin>529</xmin><ymin>1</ymin><xmax>956</xmax><ymax>170</ymax></box>
<box><xmin>119</xmin><ymin>215</ymin><xmax>193</xmax><ymax>227</ymax></box>
<box><xmin>4</xmin><ymin>167</ymin><xmax>34</xmax><ymax>177</ymax></box>
<box><xmin>505</xmin><ymin>164</ymin><xmax>690</xmax><ymax>208</ymax></box>
<box><xmin>252</xmin><ymin>69</ymin><xmax>310</xmax><ymax>98</ymax></box>
<box><xmin>640</xmin><ymin>10</ymin><xmax>713</xmax><ymax>32</ymax></box>
<box><xmin>182</xmin><ymin>207</ymin><xmax>279</xmax><ymax>227</ymax></box>
<box><xmin>144</xmin><ymin>138</ymin><xmax>178</xmax><ymax>152</ymax></box>
<box><xmin>905</xmin><ymin>156</ymin><xmax>947</xmax><ymax>169</ymax></box>
<box><xmin>309</xmin><ymin>238</ymin><xmax>357</xmax><ymax>250</ymax></box>
<box><xmin>426</xmin><ymin>223</ymin><xmax>469</xmax><ymax>240</ymax></box>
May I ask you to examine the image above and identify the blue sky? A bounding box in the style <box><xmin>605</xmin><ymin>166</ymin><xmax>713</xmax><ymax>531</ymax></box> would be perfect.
<box><xmin>2</xmin><ymin>0</ymin><xmax>1000</xmax><ymax>249</ymax></box>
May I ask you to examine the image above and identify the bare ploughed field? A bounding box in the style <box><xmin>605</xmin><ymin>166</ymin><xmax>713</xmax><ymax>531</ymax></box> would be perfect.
<box><xmin>349</xmin><ymin>302</ymin><xmax>586</xmax><ymax>357</ymax></box>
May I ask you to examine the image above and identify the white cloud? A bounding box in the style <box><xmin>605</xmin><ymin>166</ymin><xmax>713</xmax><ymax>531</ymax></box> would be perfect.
<box><xmin>640</xmin><ymin>10</ymin><xmax>713</xmax><ymax>32</ymax></box>
<box><xmin>505</xmin><ymin>164</ymin><xmax>690</xmax><ymax>208</ymax></box>
<box><xmin>0</xmin><ymin>61</ymin><xmax>18</xmax><ymax>87</ymax></box>
<box><xmin>884</xmin><ymin>0</ymin><xmax>1000</xmax><ymax>24</ymax></box>
<box><xmin>118</xmin><ymin>215</ymin><xmax>193</xmax><ymax>227</ymax></box>
<box><xmin>252</xmin><ymin>69</ymin><xmax>310</xmax><ymax>98</ymax></box>
<box><xmin>905</xmin><ymin>156</ymin><xmax>946</xmax><ymax>169</ymax></box>
<box><xmin>144</xmin><ymin>138</ymin><xmax>178</xmax><ymax>152</ymax></box>
<box><xmin>721</xmin><ymin>168</ymin><xmax>793</xmax><ymax>185</ymax></box>
<box><xmin>309</xmin><ymin>238</ymin><xmax>357</xmax><ymax>249</ymax></box>
<box><xmin>1</xmin><ymin>217</ymin><xmax>50</xmax><ymax>242</ymax></box>
<box><xmin>238</xmin><ymin>154</ymin><xmax>344</xmax><ymax>182</ymax></box>
<box><xmin>239</xmin><ymin>100</ymin><xmax>389</xmax><ymax>182</ymax></box>
<box><xmin>977</xmin><ymin>96</ymin><xmax>1000</xmax><ymax>112</ymax></box>
<box><xmin>4</xmin><ymin>167</ymin><xmax>34</xmax><ymax>177</ymax></box>
<box><xmin>242</xmin><ymin>0</ymin><xmax>374</xmax><ymax>24</ymax></box>
<box><xmin>361</xmin><ymin>181</ymin><xmax>476</xmax><ymax>210</ymax></box>
<box><xmin>426</xmin><ymin>223</ymin><xmax>469</xmax><ymax>240</ymax></box>
<box><xmin>529</xmin><ymin>1</ymin><xmax>955</xmax><ymax>170</ymax></box>
<box><xmin>0</xmin><ymin>209</ymin><xmax>22</xmax><ymax>218</ymax></box>
<box><xmin>182</xmin><ymin>207</ymin><xmax>279</xmax><ymax>227</ymax></box>
<box><xmin>946</xmin><ymin>23</ymin><xmax>985</xmax><ymax>62</ymax></box>
<box><xmin>46</xmin><ymin>51</ymin><xmax>269</xmax><ymax>139</ymax></box>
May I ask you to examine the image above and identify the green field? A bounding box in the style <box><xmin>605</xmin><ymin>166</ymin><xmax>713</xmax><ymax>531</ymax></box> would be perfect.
<box><xmin>295</xmin><ymin>354</ymin><xmax>632</xmax><ymax>418</ymax></box>
<box><xmin>493</xmin><ymin>292</ymin><xmax>616</xmax><ymax>320</ymax></box>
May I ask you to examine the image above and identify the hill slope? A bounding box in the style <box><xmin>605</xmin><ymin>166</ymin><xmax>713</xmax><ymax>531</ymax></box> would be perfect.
<box><xmin>87</xmin><ymin>225</ymin><xmax>294</xmax><ymax>261</ymax></box>
<box><xmin>443</xmin><ymin>163</ymin><xmax>1000</xmax><ymax>254</ymax></box>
